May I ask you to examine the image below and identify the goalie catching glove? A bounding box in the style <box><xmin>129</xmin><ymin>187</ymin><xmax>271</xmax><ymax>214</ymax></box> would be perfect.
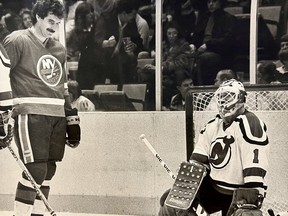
<box><xmin>0</xmin><ymin>110</ymin><xmax>14</xmax><ymax>149</ymax></box>
<box><xmin>65</xmin><ymin>108</ymin><xmax>81</xmax><ymax>148</ymax></box>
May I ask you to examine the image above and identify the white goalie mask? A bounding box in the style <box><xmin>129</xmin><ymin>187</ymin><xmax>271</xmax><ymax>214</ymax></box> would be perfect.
<box><xmin>214</xmin><ymin>79</ymin><xmax>247</xmax><ymax>119</ymax></box>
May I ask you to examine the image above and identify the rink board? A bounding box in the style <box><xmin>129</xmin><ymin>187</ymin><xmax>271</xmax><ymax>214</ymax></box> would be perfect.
<box><xmin>0</xmin><ymin>111</ymin><xmax>286</xmax><ymax>215</ymax></box>
<box><xmin>0</xmin><ymin>112</ymin><xmax>186</xmax><ymax>215</ymax></box>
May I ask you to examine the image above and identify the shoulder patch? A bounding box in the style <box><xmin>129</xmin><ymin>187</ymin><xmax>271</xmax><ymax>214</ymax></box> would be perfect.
<box><xmin>236</xmin><ymin>111</ymin><xmax>268</xmax><ymax>145</ymax></box>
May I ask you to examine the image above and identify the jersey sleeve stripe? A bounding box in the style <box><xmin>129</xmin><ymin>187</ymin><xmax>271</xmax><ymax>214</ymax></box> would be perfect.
<box><xmin>244</xmin><ymin>182</ymin><xmax>268</xmax><ymax>190</ymax></box>
<box><xmin>243</xmin><ymin>167</ymin><xmax>267</xmax><ymax>178</ymax></box>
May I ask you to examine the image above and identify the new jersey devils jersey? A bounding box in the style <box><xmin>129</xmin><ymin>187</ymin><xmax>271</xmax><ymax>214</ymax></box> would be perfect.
<box><xmin>3</xmin><ymin>29</ymin><xmax>67</xmax><ymax>117</ymax></box>
<box><xmin>193</xmin><ymin>110</ymin><xmax>269</xmax><ymax>194</ymax></box>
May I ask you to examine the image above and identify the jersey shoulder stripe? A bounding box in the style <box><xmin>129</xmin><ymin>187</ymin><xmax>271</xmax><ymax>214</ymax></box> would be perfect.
<box><xmin>236</xmin><ymin>111</ymin><xmax>268</xmax><ymax>145</ymax></box>
<box><xmin>200</xmin><ymin>115</ymin><xmax>220</xmax><ymax>134</ymax></box>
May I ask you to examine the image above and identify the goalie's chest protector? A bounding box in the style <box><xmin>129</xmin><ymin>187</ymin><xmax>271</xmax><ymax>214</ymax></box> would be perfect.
<box><xmin>198</xmin><ymin>112</ymin><xmax>269</xmax><ymax>190</ymax></box>
<box><xmin>4</xmin><ymin>29</ymin><xmax>67</xmax><ymax>117</ymax></box>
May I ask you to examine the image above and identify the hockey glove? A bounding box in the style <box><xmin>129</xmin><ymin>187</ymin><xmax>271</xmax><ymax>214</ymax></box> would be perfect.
<box><xmin>227</xmin><ymin>188</ymin><xmax>263</xmax><ymax>216</ymax></box>
<box><xmin>65</xmin><ymin>108</ymin><xmax>81</xmax><ymax>148</ymax></box>
<box><xmin>0</xmin><ymin>110</ymin><xmax>14</xmax><ymax>149</ymax></box>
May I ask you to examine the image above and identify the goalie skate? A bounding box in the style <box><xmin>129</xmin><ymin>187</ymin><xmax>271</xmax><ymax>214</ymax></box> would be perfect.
<box><xmin>165</xmin><ymin>161</ymin><xmax>208</xmax><ymax>210</ymax></box>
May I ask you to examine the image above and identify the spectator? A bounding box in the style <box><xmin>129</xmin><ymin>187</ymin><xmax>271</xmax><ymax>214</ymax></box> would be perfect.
<box><xmin>76</xmin><ymin>0</ymin><xmax>144</xmax><ymax>89</ymax></box>
<box><xmin>171</xmin><ymin>0</ymin><xmax>198</xmax><ymax>43</ymax></box>
<box><xmin>66</xmin><ymin>1</ymin><xmax>95</xmax><ymax>61</ymax></box>
<box><xmin>168</xmin><ymin>74</ymin><xmax>194</xmax><ymax>111</ymax></box>
<box><xmin>276</xmin><ymin>34</ymin><xmax>288</xmax><ymax>82</ymax></box>
<box><xmin>136</xmin><ymin>13</ymin><xmax>150</xmax><ymax>51</ymax></box>
<box><xmin>138</xmin><ymin>0</ymin><xmax>155</xmax><ymax>28</ymax></box>
<box><xmin>64</xmin><ymin>0</ymin><xmax>84</xmax><ymax>37</ymax></box>
<box><xmin>142</xmin><ymin>21</ymin><xmax>194</xmax><ymax>107</ymax></box>
<box><xmin>205</xmin><ymin>69</ymin><xmax>237</xmax><ymax>110</ymax></box>
<box><xmin>190</xmin><ymin>0</ymin><xmax>237</xmax><ymax>85</ymax></box>
<box><xmin>19</xmin><ymin>8</ymin><xmax>32</xmax><ymax>29</ymax></box>
<box><xmin>214</xmin><ymin>69</ymin><xmax>237</xmax><ymax>86</ymax></box>
<box><xmin>68</xmin><ymin>80</ymin><xmax>96</xmax><ymax>111</ymax></box>
<box><xmin>256</xmin><ymin>62</ymin><xmax>288</xmax><ymax>110</ymax></box>
<box><xmin>257</xmin><ymin>61</ymin><xmax>282</xmax><ymax>84</ymax></box>
<box><xmin>1</xmin><ymin>11</ymin><xmax>23</xmax><ymax>33</ymax></box>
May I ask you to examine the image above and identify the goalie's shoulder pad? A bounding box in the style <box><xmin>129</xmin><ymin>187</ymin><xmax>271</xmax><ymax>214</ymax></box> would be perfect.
<box><xmin>236</xmin><ymin>111</ymin><xmax>268</xmax><ymax>145</ymax></box>
<box><xmin>200</xmin><ymin>115</ymin><xmax>220</xmax><ymax>134</ymax></box>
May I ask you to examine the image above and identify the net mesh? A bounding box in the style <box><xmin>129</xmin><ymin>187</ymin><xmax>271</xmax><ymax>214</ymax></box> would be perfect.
<box><xmin>186</xmin><ymin>85</ymin><xmax>288</xmax><ymax>215</ymax></box>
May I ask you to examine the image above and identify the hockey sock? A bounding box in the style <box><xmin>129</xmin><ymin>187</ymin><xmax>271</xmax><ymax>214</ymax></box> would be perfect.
<box><xmin>31</xmin><ymin>180</ymin><xmax>51</xmax><ymax>216</ymax></box>
<box><xmin>14</xmin><ymin>177</ymin><xmax>37</xmax><ymax>216</ymax></box>
<box><xmin>31</xmin><ymin>161</ymin><xmax>55</xmax><ymax>215</ymax></box>
<box><xmin>14</xmin><ymin>162</ymin><xmax>47</xmax><ymax>216</ymax></box>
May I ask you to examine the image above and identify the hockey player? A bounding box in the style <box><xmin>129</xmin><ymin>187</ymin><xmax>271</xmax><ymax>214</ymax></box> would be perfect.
<box><xmin>159</xmin><ymin>79</ymin><xmax>269</xmax><ymax>216</ymax></box>
<box><xmin>2</xmin><ymin>0</ymin><xmax>81</xmax><ymax>215</ymax></box>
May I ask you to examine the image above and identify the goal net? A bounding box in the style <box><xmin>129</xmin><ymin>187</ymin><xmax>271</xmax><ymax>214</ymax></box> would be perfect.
<box><xmin>185</xmin><ymin>84</ymin><xmax>288</xmax><ymax>215</ymax></box>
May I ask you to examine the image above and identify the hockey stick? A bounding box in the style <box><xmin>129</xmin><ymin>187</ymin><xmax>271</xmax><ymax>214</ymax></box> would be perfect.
<box><xmin>139</xmin><ymin>134</ymin><xmax>176</xmax><ymax>180</ymax></box>
<box><xmin>139</xmin><ymin>134</ymin><xmax>205</xmax><ymax>215</ymax></box>
<box><xmin>7</xmin><ymin>144</ymin><xmax>57</xmax><ymax>216</ymax></box>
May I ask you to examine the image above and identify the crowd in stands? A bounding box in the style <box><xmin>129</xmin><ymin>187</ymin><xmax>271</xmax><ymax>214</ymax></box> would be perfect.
<box><xmin>0</xmin><ymin>0</ymin><xmax>288</xmax><ymax>111</ymax></box>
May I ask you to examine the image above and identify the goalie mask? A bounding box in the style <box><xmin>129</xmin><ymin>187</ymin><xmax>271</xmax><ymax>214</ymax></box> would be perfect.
<box><xmin>215</xmin><ymin>79</ymin><xmax>247</xmax><ymax>119</ymax></box>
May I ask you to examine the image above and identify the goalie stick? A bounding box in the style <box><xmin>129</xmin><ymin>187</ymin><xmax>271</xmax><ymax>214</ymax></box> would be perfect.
<box><xmin>1</xmin><ymin>111</ymin><xmax>57</xmax><ymax>216</ymax></box>
<box><xmin>139</xmin><ymin>134</ymin><xmax>176</xmax><ymax>180</ymax></box>
<box><xmin>139</xmin><ymin>134</ymin><xmax>206</xmax><ymax>215</ymax></box>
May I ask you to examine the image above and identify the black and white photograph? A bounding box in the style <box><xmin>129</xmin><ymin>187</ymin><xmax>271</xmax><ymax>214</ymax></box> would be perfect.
<box><xmin>0</xmin><ymin>0</ymin><xmax>288</xmax><ymax>215</ymax></box>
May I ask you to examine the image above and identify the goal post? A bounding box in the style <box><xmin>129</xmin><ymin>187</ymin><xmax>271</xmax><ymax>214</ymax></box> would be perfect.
<box><xmin>185</xmin><ymin>83</ymin><xmax>288</xmax><ymax>214</ymax></box>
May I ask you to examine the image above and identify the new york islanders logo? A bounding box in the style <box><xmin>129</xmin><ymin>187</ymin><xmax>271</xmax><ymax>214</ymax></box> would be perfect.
<box><xmin>209</xmin><ymin>135</ymin><xmax>235</xmax><ymax>169</ymax></box>
<box><xmin>37</xmin><ymin>55</ymin><xmax>62</xmax><ymax>87</ymax></box>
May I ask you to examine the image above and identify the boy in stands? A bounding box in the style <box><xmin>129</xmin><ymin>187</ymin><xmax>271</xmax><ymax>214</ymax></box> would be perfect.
<box><xmin>159</xmin><ymin>79</ymin><xmax>269</xmax><ymax>216</ymax></box>
<box><xmin>1</xmin><ymin>0</ymin><xmax>81</xmax><ymax>215</ymax></box>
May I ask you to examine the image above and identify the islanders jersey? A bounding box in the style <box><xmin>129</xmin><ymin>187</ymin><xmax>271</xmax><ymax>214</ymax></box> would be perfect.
<box><xmin>193</xmin><ymin>110</ymin><xmax>269</xmax><ymax>195</ymax></box>
<box><xmin>0</xmin><ymin>43</ymin><xmax>12</xmax><ymax>107</ymax></box>
<box><xmin>3</xmin><ymin>29</ymin><xmax>67</xmax><ymax>117</ymax></box>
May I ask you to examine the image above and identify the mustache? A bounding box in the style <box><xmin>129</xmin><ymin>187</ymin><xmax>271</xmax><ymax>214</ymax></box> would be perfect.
<box><xmin>47</xmin><ymin>28</ymin><xmax>55</xmax><ymax>33</ymax></box>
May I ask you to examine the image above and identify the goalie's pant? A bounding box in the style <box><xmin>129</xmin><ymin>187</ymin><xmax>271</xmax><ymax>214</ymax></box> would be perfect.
<box><xmin>13</xmin><ymin>114</ymin><xmax>66</xmax><ymax>216</ymax></box>
<box><xmin>158</xmin><ymin>177</ymin><xmax>233</xmax><ymax>216</ymax></box>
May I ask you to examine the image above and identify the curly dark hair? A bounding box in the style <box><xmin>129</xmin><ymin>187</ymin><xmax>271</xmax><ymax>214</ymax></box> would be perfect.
<box><xmin>31</xmin><ymin>0</ymin><xmax>65</xmax><ymax>25</ymax></box>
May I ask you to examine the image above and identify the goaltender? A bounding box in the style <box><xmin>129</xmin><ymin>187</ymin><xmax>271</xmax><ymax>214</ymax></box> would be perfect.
<box><xmin>159</xmin><ymin>79</ymin><xmax>269</xmax><ymax>216</ymax></box>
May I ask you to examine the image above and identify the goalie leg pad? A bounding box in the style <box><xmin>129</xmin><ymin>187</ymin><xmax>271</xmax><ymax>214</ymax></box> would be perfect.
<box><xmin>165</xmin><ymin>161</ymin><xmax>208</xmax><ymax>210</ymax></box>
<box><xmin>227</xmin><ymin>188</ymin><xmax>263</xmax><ymax>216</ymax></box>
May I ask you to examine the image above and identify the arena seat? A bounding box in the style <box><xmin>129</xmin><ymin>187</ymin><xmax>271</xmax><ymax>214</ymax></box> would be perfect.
<box><xmin>122</xmin><ymin>84</ymin><xmax>148</xmax><ymax>111</ymax></box>
<box><xmin>99</xmin><ymin>91</ymin><xmax>136</xmax><ymax>111</ymax></box>
<box><xmin>258</xmin><ymin>6</ymin><xmax>282</xmax><ymax>39</ymax></box>
<box><xmin>94</xmin><ymin>84</ymin><xmax>118</xmax><ymax>92</ymax></box>
<box><xmin>224</xmin><ymin>6</ymin><xmax>243</xmax><ymax>15</ymax></box>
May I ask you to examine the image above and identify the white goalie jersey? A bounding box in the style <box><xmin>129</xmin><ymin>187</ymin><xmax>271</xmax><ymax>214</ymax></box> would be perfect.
<box><xmin>193</xmin><ymin>110</ymin><xmax>269</xmax><ymax>195</ymax></box>
<box><xmin>0</xmin><ymin>43</ymin><xmax>12</xmax><ymax>108</ymax></box>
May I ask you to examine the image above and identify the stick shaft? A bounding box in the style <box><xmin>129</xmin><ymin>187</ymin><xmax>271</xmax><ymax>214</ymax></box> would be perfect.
<box><xmin>7</xmin><ymin>145</ymin><xmax>57</xmax><ymax>216</ymax></box>
<box><xmin>140</xmin><ymin>134</ymin><xmax>176</xmax><ymax>180</ymax></box>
